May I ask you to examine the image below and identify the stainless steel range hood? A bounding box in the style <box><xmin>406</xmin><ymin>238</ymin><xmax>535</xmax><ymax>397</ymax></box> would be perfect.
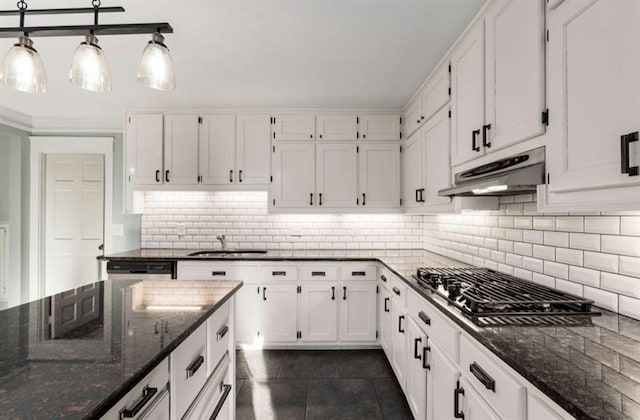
<box><xmin>439</xmin><ymin>147</ymin><xmax>545</xmax><ymax>197</ymax></box>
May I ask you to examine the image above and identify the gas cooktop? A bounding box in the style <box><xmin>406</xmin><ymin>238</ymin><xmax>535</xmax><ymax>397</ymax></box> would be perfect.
<box><xmin>413</xmin><ymin>267</ymin><xmax>601</xmax><ymax>327</ymax></box>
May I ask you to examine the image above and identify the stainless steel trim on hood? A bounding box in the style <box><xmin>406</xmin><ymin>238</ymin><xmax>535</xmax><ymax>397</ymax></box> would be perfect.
<box><xmin>439</xmin><ymin>147</ymin><xmax>545</xmax><ymax>197</ymax></box>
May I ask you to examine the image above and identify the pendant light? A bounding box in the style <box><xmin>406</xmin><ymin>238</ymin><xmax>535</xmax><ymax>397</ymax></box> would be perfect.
<box><xmin>69</xmin><ymin>33</ymin><xmax>111</xmax><ymax>92</ymax></box>
<box><xmin>137</xmin><ymin>32</ymin><xmax>175</xmax><ymax>91</ymax></box>
<box><xmin>0</xmin><ymin>35</ymin><xmax>47</xmax><ymax>94</ymax></box>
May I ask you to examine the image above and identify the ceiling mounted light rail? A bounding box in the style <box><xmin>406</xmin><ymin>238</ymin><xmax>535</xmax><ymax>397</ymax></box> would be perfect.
<box><xmin>0</xmin><ymin>0</ymin><xmax>175</xmax><ymax>93</ymax></box>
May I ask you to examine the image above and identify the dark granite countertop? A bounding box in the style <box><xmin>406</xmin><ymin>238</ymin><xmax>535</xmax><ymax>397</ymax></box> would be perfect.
<box><xmin>0</xmin><ymin>278</ymin><xmax>242</xmax><ymax>419</ymax></box>
<box><xmin>103</xmin><ymin>248</ymin><xmax>640</xmax><ymax>420</ymax></box>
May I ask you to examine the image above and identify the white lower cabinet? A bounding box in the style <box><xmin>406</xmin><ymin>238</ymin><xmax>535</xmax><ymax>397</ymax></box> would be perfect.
<box><xmin>300</xmin><ymin>282</ymin><xmax>338</xmax><ymax>342</ymax></box>
<box><xmin>406</xmin><ymin>316</ymin><xmax>428</xmax><ymax>420</ymax></box>
<box><xmin>235</xmin><ymin>282</ymin><xmax>260</xmax><ymax>345</ymax></box>
<box><xmin>260</xmin><ymin>283</ymin><xmax>299</xmax><ymax>343</ymax></box>
<box><xmin>170</xmin><ymin>323</ymin><xmax>208</xmax><ymax>419</ymax></box>
<box><xmin>183</xmin><ymin>353</ymin><xmax>231</xmax><ymax>420</ymax></box>
<box><xmin>138</xmin><ymin>388</ymin><xmax>170</xmax><ymax>420</ymax></box>
<box><xmin>339</xmin><ymin>282</ymin><xmax>378</xmax><ymax>342</ymax></box>
<box><xmin>458</xmin><ymin>377</ymin><xmax>501</xmax><ymax>420</ymax></box>
<box><xmin>379</xmin><ymin>284</ymin><xmax>392</xmax><ymax>358</ymax></box>
<box><xmin>390</xmin><ymin>298</ymin><xmax>407</xmax><ymax>390</ymax></box>
<box><xmin>428</xmin><ymin>340</ymin><xmax>460</xmax><ymax>420</ymax></box>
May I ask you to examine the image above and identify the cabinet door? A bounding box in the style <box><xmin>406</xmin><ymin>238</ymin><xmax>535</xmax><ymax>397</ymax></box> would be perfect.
<box><xmin>316</xmin><ymin>143</ymin><xmax>357</xmax><ymax>208</ymax></box>
<box><xmin>139</xmin><ymin>389</ymin><xmax>169</xmax><ymax>420</ymax></box>
<box><xmin>358</xmin><ymin>143</ymin><xmax>401</xmax><ymax>208</ymax></box>
<box><xmin>459</xmin><ymin>377</ymin><xmax>501</xmax><ymax>420</ymax></box>
<box><xmin>164</xmin><ymin>114</ymin><xmax>199</xmax><ymax>185</ymax></box>
<box><xmin>339</xmin><ymin>283</ymin><xmax>377</xmax><ymax>342</ymax></box>
<box><xmin>127</xmin><ymin>114</ymin><xmax>163</xmax><ymax>185</ymax></box>
<box><xmin>273</xmin><ymin>114</ymin><xmax>315</xmax><ymax>141</ymax></box>
<box><xmin>429</xmin><ymin>342</ymin><xmax>460</xmax><ymax>420</ymax></box>
<box><xmin>390</xmin><ymin>300</ymin><xmax>407</xmax><ymax>390</ymax></box>
<box><xmin>423</xmin><ymin>108</ymin><xmax>454</xmax><ymax>206</ymax></box>
<box><xmin>235</xmin><ymin>283</ymin><xmax>260</xmax><ymax>345</ymax></box>
<box><xmin>422</xmin><ymin>62</ymin><xmax>451</xmax><ymax>123</ymax></box>
<box><xmin>317</xmin><ymin>114</ymin><xmax>357</xmax><ymax>141</ymax></box>
<box><xmin>406</xmin><ymin>316</ymin><xmax>428</xmax><ymax>420</ymax></box>
<box><xmin>451</xmin><ymin>22</ymin><xmax>486</xmax><ymax>166</ymax></box>
<box><xmin>199</xmin><ymin>115</ymin><xmax>236</xmax><ymax>185</ymax></box>
<box><xmin>485</xmin><ymin>0</ymin><xmax>546</xmax><ymax>152</ymax></box>
<box><xmin>272</xmin><ymin>143</ymin><xmax>316</xmax><ymax>208</ymax></box>
<box><xmin>299</xmin><ymin>282</ymin><xmax>338</xmax><ymax>342</ymax></box>
<box><xmin>359</xmin><ymin>114</ymin><xmax>401</xmax><ymax>141</ymax></box>
<box><xmin>260</xmin><ymin>283</ymin><xmax>298</xmax><ymax>343</ymax></box>
<box><xmin>379</xmin><ymin>287</ymin><xmax>393</xmax><ymax>358</ymax></box>
<box><xmin>547</xmin><ymin>0</ymin><xmax>640</xmax><ymax>192</ymax></box>
<box><xmin>403</xmin><ymin>97</ymin><xmax>424</xmax><ymax>139</ymax></box>
<box><xmin>236</xmin><ymin>114</ymin><xmax>272</xmax><ymax>185</ymax></box>
<box><xmin>402</xmin><ymin>135</ymin><xmax>424</xmax><ymax>209</ymax></box>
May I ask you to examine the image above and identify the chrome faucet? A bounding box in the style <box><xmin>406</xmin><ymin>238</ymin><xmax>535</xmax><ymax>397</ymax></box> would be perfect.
<box><xmin>216</xmin><ymin>234</ymin><xmax>227</xmax><ymax>250</ymax></box>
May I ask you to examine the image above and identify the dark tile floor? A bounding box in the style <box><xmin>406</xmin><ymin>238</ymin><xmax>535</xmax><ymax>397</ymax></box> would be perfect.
<box><xmin>235</xmin><ymin>349</ymin><xmax>413</xmax><ymax>420</ymax></box>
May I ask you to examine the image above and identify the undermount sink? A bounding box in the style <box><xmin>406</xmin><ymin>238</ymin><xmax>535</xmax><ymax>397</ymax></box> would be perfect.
<box><xmin>187</xmin><ymin>249</ymin><xmax>268</xmax><ymax>257</ymax></box>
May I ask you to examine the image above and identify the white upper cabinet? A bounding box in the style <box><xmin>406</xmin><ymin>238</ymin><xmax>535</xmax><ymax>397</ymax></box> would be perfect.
<box><xmin>451</xmin><ymin>22</ymin><xmax>486</xmax><ymax>167</ymax></box>
<box><xmin>423</xmin><ymin>108</ymin><xmax>454</xmax><ymax>207</ymax></box>
<box><xmin>359</xmin><ymin>114</ymin><xmax>401</xmax><ymax>141</ymax></box>
<box><xmin>317</xmin><ymin>114</ymin><xmax>357</xmax><ymax>141</ymax></box>
<box><xmin>273</xmin><ymin>114</ymin><xmax>315</xmax><ymax>141</ymax></box>
<box><xmin>421</xmin><ymin>62</ymin><xmax>451</xmax><ymax>124</ymax></box>
<box><xmin>199</xmin><ymin>115</ymin><xmax>236</xmax><ymax>185</ymax></box>
<box><xmin>316</xmin><ymin>143</ymin><xmax>358</xmax><ymax>208</ymax></box>
<box><xmin>127</xmin><ymin>113</ymin><xmax>164</xmax><ymax>185</ymax></box>
<box><xmin>546</xmin><ymin>0</ymin><xmax>640</xmax><ymax>194</ymax></box>
<box><xmin>484</xmin><ymin>0</ymin><xmax>546</xmax><ymax>152</ymax></box>
<box><xmin>272</xmin><ymin>143</ymin><xmax>315</xmax><ymax>208</ymax></box>
<box><xmin>358</xmin><ymin>143</ymin><xmax>401</xmax><ymax>208</ymax></box>
<box><xmin>164</xmin><ymin>114</ymin><xmax>200</xmax><ymax>185</ymax></box>
<box><xmin>402</xmin><ymin>134</ymin><xmax>424</xmax><ymax>209</ymax></box>
<box><xmin>236</xmin><ymin>115</ymin><xmax>272</xmax><ymax>185</ymax></box>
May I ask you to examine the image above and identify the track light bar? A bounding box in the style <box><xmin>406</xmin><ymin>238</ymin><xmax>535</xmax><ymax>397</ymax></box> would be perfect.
<box><xmin>0</xmin><ymin>23</ymin><xmax>174</xmax><ymax>38</ymax></box>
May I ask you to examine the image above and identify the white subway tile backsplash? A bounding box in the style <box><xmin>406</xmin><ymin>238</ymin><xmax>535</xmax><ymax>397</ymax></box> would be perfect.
<box><xmin>544</xmin><ymin>231</ymin><xmax>569</xmax><ymax>248</ymax></box>
<box><xmin>544</xmin><ymin>261</ymin><xmax>569</xmax><ymax>279</ymax></box>
<box><xmin>620</xmin><ymin>217</ymin><xmax>640</xmax><ymax>236</ymax></box>
<box><xmin>513</xmin><ymin>268</ymin><xmax>532</xmax><ymax>281</ymax></box>
<box><xmin>514</xmin><ymin>217</ymin><xmax>532</xmax><ymax>229</ymax></box>
<box><xmin>533</xmin><ymin>244</ymin><xmax>555</xmax><ymax>261</ymax></box>
<box><xmin>514</xmin><ymin>242</ymin><xmax>533</xmax><ymax>257</ymax></box>
<box><xmin>600</xmin><ymin>272</ymin><xmax>640</xmax><ymax>298</ymax></box>
<box><xmin>583</xmin><ymin>251</ymin><xmax>619</xmax><ymax>273</ymax></box>
<box><xmin>522</xmin><ymin>257</ymin><xmax>544</xmax><ymax>273</ymax></box>
<box><xmin>619</xmin><ymin>295</ymin><xmax>640</xmax><ymax>319</ymax></box>
<box><xmin>533</xmin><ymin>217</ymin><xmax>555</xmax><ymax>230</ymax></box>
<box><xmin>555</xmin><ymin>217</ymin><xmax>584</xmax><ymax>233</ymax></box>
<box><xmin>619</xmin><ymin>256</ymin><xmax>640</xmax><ymax>278</ymax></box>
<box><xmin>532</xmin><ymin>273</ymin><xmax>555</xmax><ymax>288</ymax></box>
<box><xmin>523</xmin><ymin>230</ymin><xmax>544</xmax><ymax>244</ymax></box>
<box><xmin>583</xmin><ymin>287</ymin><xmax>618</xmax><ymax>312</ymax></box>
<box><xmin>555</xmin><ymin>279</ymin><xmax>583</xmax><ymax>296</ymax></box>
<box><xmin>556</xmin><ymin>248</ymin><xmax>583</xmax><ymax>266</ymax></box>
<box><xmin>569</xmin><ymin>266</ymin><xmax>600</xmax><ymax>287</ymax></box>
<box><xmin>601</xmin><ymin>235</ymin><xmax>640</xmax><ymax>257</ymax></box>
<box><xmin>584</xmin><ymin>217</ymin><xmax>620</xmax><ymax>235</ymax></box>
<box><xmin>569</xmin><ymin>233</ymin><xmax>601</xmax><ymax>252</ymax></box>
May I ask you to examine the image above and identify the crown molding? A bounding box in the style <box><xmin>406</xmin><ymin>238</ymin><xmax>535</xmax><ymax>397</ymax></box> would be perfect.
<box><xmin>30</xmin><ymin>116</ymin><xmax>123</xmax><ymax>134</ymax></box>
<box><xmin>0</xmin><ymin>106</ymin><xmax>32</xmax><ymax>132</ymax></box>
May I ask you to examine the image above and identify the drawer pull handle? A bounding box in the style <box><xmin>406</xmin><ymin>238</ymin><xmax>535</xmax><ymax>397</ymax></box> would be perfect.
<box><xmin>155</xmin><ymin>170</ymin><xmax>160</xmax><ymax>183</ymax></box>
<box><xmin>414</xmin><ymin>337</ymin><xmax>422</xmax><ymax>360</ymax></box>
<box><xmin>209</xmin><ymin>384</ymin><xmax>232</xmax><ymax>420</ymax></box>
<box><xmin>343</xmin><ymin>286</ymin><xmax>347</xmax><ymax>300</ymax></box>
<box><xmin>470</xmin><ymin>362</ymin><xmax>496</xmax><ymax>392</ymax></box>
<box><xmin>392</xmin><ymin>287</ymin><xmax>401</xmax><ymax>296</ymax></box>
<box><xmin>312</xmin><ymin>271</ymin><xmax>326</xmax><ymax>276</ymax></box>
<box><xmin>186</xmin><ymin>355</ymin><xmax>204</xmax><ymax>379</ymax></box>
<box><xmin>216</xmin><ymin>325</ymin><xmax>229</xmax><ymax>341</ymax></box>
<box><xmin>423</xmin><ymin>346</ymin><xmax>431</xmax><ymax>370</ymax></box>
<box><xmin>211</xmin><ymin>271</ymin><xmax>227</xmax><ymax>277</ymax></box>
<box><xmin>331</xmin><ymin>286</ymin><xmax>335</xmax><ymax>300</ymax></box>
<box><xmin>119</xmin><ymin>386</ymin><xmax>157</xmax><ymax>419</ymax></box>
<box><xmin>398</xmin><ymin>315</ymin><xmax>405</xmax><ymax>333</ymax></box>
<box><xmin>418</xmin><ymin>311</ymin><xmax>431</xmax><ymax>326</ymax></box>
<box><xmin>263</xmin><ymin>287</ymin><xmax>267</xmax><ymax>301</ymax></box>
<box><xmin>384</xmin><ymin>297</ymin><xmax>389</xmax><ymax>312</ymax></box>
<box><xmin>352</xmin><ymin>271</ymin><xmax>366</xmax><ymax>276</ymax></box>
<box><xmin>454</xmin><ymin>382</ymin><xmax>465</xmax><ymax>419</ymax></box>
<box><xmin>272</xmin><ymin>271</ymin><xmax>286</xmax><ymax>276</ymax></box>
<box><xmin>380</xmin><ymin>275</ymin><xmax>387</xmax><ymax>282</ymax></box>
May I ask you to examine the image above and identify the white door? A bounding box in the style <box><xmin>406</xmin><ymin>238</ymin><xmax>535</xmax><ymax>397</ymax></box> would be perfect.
<box><xmin>299</xmin><ymin>282</ymin><xmax>338</xmax><ymax>342</ymax></box>
<box><xmin>402</xmin><ymin>134</ymin><xmax>424</xmax><ymax>209</ymax></box>
<box><xmin>451</xmin><ymin>22</ymin><xmax>486</xmax><ymax>166</ymax></box>
<box><xmin>379</xmin><ymin>287</ymin><xmax>392</xmax><ymax>357</ymax></box>
<box><xmin>316</xmin><ymin>143</ymin><xmax>357</xmax><ymax>208</ymax></box>
<box><xmin>272</xmin><ymin>143</ymin><xmax>315</xmax><ymax>208</ymax></box>
<box><xmin>390</xmin><ymin>300</ymin><xmax>407</xmax><ymax>390</ymax></box>
<box><xmin>423</xmin><ymin>108</ymin><xmax>454</xmax><ymax>206</ymax></box>
<box><xmin>547</xmin><ymin>0</ymin><xmax>640</xmax><ymax>192</ymax></box>
<box><xmin>339</xmin><ymin>283</ymin><xmax>377</xmax><ymax>342</ymax></box>
<box><xmin>127</xmin><ymin>113</ymin><xmax>163</xmax><ymax>185</ymax></box>
<box><xmin>403</xmin><ymin>97</ymin><xmax>424</xmax><ymax>139</ymax></box>
<box><xmin>429</xmin><ymin>342</ymin><xmax>460</xmax><ymax>420</ymax></box>
<box><xmin>199</xmin><ymin>115</ymin><xmax>236</xmax><ymax>185</ymax></box>
<box><xmin>317</xmin><ymin>114</ymin><xmax>357</xmax><ymax>141</ymax></box>
<box><xmin>235</xmin><ymin>283</ymin><xmax>260</xmax><ymax>345</ymax></box>
<box><xmin>359</xmin><ymin>114</ymin><xmax>401</xmax><ymax>141</ymax></box>
<box><xmin>164</xmin><ymin>114</ymin><xmax>199</xmax><ymax>185</ymax></box>
<box><xmin>236</xmin><ymin>115</ymin><xmax>272</xmax><ymax>185</ymax></box>
<box><xmin>272</xmin><ymin>114</ymin><xmax>315</xmax><ymax>141</ymax></box>
<box><xmin>485</xmin><ymin>0</ymin><xmax>546</xmax><ymax>152</ymax></box>
<box><xmin>406</xmin><ymin>316</ymin><xmax>428</xmax><ymax>420</ymax></box>
<box><xmin>460</xmin><ymin>377</ymin><xmax>501</xmax><ymax>420</ymax></box>
<box><xmin>45</xmin><ymin>154</ymin><xmax>104</xmax><ymax>296</ymax></box>
<box><xmin>260</xmin><ymin>283</ymin><xmax>298</xmax><ymax>343</ymax></box>
<box><xmin>421</xmin><ymin>62</ymin><xmax>451</xmax><ymax>123</ymax></box>
<box><xmin>358</xmin><ymin>143</ymin><xmax>401</xmax><ymax>208</ymax></box>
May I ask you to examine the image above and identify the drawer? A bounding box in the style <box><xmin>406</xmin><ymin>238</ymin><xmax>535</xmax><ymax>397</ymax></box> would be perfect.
<box><xmin>207</xmin><ymin>299</ymin><xmax>231</xmax><ymax>376</ymax></box>
<box><xmin>460</xmin><ymin>334</ymin><xmax>526</xmax><ymax>420</ymax></box>
<box><xmin>259</xmin><ymin>265</ymin><xmax>299</xmax><ymax>281</ymax></box>
<box><xmin>177</xmin><ymin>262</ymin><xmax>258</xmax><ymax>282</ymax></box>
<box><xmin>299</xmin><ymin>265</ymin><xmax>338</xmax><ymax>281</ymax></box>
<box><xmin>340</xmin><ymin>263</ymin><xmax>377</xmax><ymax>281</ymax></box>
<box><xmin>407</xmin><ymin>288</ymin><xmax>430</xmax><ymax>334</ymax></box>
<box><xmin>379</xmin><ymin>267</ymin><xmax>391</xmax><ymax>290</ymax></box>
<box><xmin>170</xmin><ymin>323</ymin><xmax>208</xmax><ymax>420</ymax></box>
<box><xmin>102</xmin><ymin>359</ymin><xmax>169</xmax><ymax>420</ymax></box>
<box><xmin>388</xmin><ymin>274</ymin><xmax>407</xmax><ymax>307</ymax></box>
<box><xmin>184</xmin><ymin>353</ymin><xmax>231</xmax><ymax>420</ymax></box>
<box><xmin>407</xmin><ymin>290</ymin><xmax>459</xmax><ymax>362</ymax></box>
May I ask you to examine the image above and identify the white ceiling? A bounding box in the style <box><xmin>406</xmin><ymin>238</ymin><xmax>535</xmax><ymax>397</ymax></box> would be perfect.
<box><xmin>0</xmin><ymin>0</ymin><xmax>484</xmax><ymax>122</ymax></box>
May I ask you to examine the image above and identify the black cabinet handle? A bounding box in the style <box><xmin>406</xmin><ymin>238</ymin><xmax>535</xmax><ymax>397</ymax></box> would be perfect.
<box><xmin>416</xmin><ymin>118</ymin><xmax>421</xmax><ymax>124</ymax></box>
<box><xmin>454</xmin><ymin>383</ymin><xmax>465</xmax><ymax>419</ymax></box>
<box><xmin>272</xmin><ymin>271</ymin><xmax>286</xmax><ymax>276</ymax></box>
<box><xmin>186</xmin><ymin>355</ymin><xmax>204</xmax><ymax>378</ymax></box>
<box><xmin>423</xmin><ymin>346</ymin><xmax>431</xmax><ymax>370</ymax></box>
<box><xmin>310</xmin><ymin>134</ymin><xmax>313</xmax><ymax>139</ymax></box>
<box><xmin>470</xmin><ymin>362</ymin><xmax>496</xmax><ymax>392</ymax></box>
<box><xmin>263</xmin><ymin>287</ymin><xmax>267</xmax><ymax>301</ymax></box>
<box><xmin>415</xmin><ymin>189</ymin><xmax>420</xmax><ymax>203</ymax></box>
<box><xmin>312</xmin><ymin>271</ymin><xmax>326</xmax><ymax>277</ymax></box>
<box><xmin>319</xmin><ymin>193</ymin><xmax>323</xmax><ymax>206</ymax></box>
<box><xmin>343</xmin><ymin>286</ymin><xmax>347</xmax><ymax>300</ymax></box>
<box><xmin>363</xmin><ymin>134</ymin><xmax>367</xmax><ymax>139</ymax></box>
<box><xmin>621</xmin><ymin>132</ymin><xmax>639</xmax><ymax>176</ymax></box>
<box><xmin>380</xmin><ymin>275</ymin><xmax>387</xmax><ymax>282</ymax></box>
<box><xmin>392</xmin><ymin>287</ymin><xmax>401</xmax><ymax>296</ymax></box>
<box><xmin>155</xmin><ymin>170</ymin><xmax>160</xmax><ymax>183</ymax></box>
<box><xmin>384</xmin><ymin>297</ymin><xmax>389</xmax><ymax>312</ymax></box>
<box><xmin>421</xmin><ymin>115</ymin><xmax>425</xmax><ymax>121</ymax></box>
<box><xmin>419</xmin><ymin>188</ymin><xmax>426</xmax><ymax>203</ymax></box>
<box><xmin>472</xmin><ymin>129</ymin><xmax>480</xmax><ymax>152</ymax></box>
<box><xmin>216</xmin><ymin>325</ymin><xmax>229</xmax><ymax>341</ymax></box>
<box><xmin>418</xmin><ymin>311</ymin><xmax>431</xmax><ymax>326</ymax></box>
<box><xmin>310</xmin><ymin>193</ymin><xmax>313</xmax><ymax>206</ymax></box>
<box><xmin>165</xmin><ymin>170</ymin><xmax>170</xmax><ymax>183</ymax></box>
<box><xmin>414</xmin><ymin>337</ymin><xmax>422</xmax><ymax>360</ymax></box>
<box><xmin>210</xmin><ymin>384</ymin><xmax>232</xmax><ymax>420</ymax></box>
<box><xmin>120</xmin><ymin>386</ymin><xmax>158</xmax><ymax>418</ymax></box>
<box><xmin>331</xmin><ymin>286</ymin><xmax>335</xmax><ymax>300</ymax></box>
<box><xmin>239</xmin><ymin>169</ymin><xmax>243</xmax><ymax>183</ymax></box>
<box><xmin>229</xmin><ymin>170</ymin><xmax>233</xmax><ymax>183</ymax></box>
<box><xmin>352</xmin><ymin>271</ymin><xmax>366</xmax><ymax>276</ymax></box>
<box><xmin>362</xmin><ymin>193</ymin><xmax>366</xmax><ymax>206</ymax></box>
<box><xmin>482</xmin><ymin>123</ymin><xmax>492</xmax><ymax>148</ymax></box>
<box><xmin>398</xmin><ymin>315</ymin><xmax>405</xmax><ymax>333</ymax></box>
<box><xmin>319</xmin><ymin>134</ymin><xmax>323</xmax><ymax>139</ymax></box>
<box><xmin>211</xmin><ymin>271</ymin><xmax>226</xmax><ymax>276</ymax></box>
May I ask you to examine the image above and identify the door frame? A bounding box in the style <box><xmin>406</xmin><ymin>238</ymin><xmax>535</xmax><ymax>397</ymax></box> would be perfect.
<box><xmin>28</xmin><ymin>137</ymin><xmax>113</xmax><ymax>302</ymax></box>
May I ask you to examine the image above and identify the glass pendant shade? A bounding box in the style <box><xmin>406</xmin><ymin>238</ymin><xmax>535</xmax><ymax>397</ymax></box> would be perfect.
<box><xmin>0</xmin><ymin>36</ymin><xmax>47</xmax><ymax>94</ymax></box>
<box><xmin>137</xmin><ymin>32</ymin><xmax>175</xmax><ymax>91</ymax></box>
<box><xmin>69</xmin><ymin>34</ymin><xmax>112</xmax><ymax>92</ymax></box>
